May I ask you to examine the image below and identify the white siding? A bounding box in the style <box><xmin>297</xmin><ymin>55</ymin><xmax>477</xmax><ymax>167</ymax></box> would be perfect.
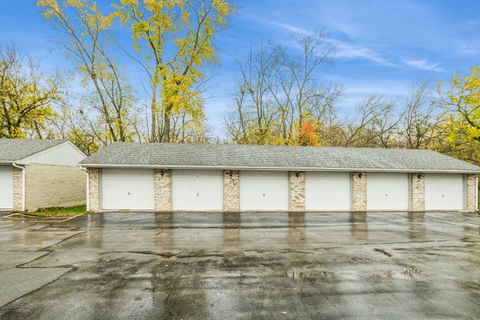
<box><xmin>425</xmin><ymin>174</ymin><xmax>465</xmax><ymax>211</ymax></box>
<box><xmin>172</xmin><ymin>170</ymin><xmax>223</xmax><ymax>211</ymax></box>
<box><xmin>102</xmin><ymin>169</ymin><xmax>155</xmax><ymax>210</ymax></box>
<box><xmin>20</xmin><ymin>142</ymin><xmax>86</xmax><ymax>166</ymax></box>
<box><xmin>367</xmin><ymin>173</ymin><xmax>409</xmax><ymax>210</ymax></box>
<box><xmin>0</xmin><ymin>166</ymin><xmax>14</xmax><ymax>209</ymax></box>
<box><xmin>240</xmin><ymin>171</ymin><xmax>289</xmax><ymax>211</ymax></box>
<box><xmin>305</xmin><ymin>172</ymin><xmax>351</xmax><ymax>211</ymax></box>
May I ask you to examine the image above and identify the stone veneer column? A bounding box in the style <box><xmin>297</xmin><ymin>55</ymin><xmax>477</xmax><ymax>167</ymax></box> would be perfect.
<box><xmin>410</xmin><ymin>173</ymin><xmax>425</xmax><ymax>211</ymax></box>
<box><xmin>351</xmin><ymin>172</ymin><xmax>367</xmax><ymax>211</ymax></box>
<box><xmin>223</xmin><ymin>170</ymin><xmax>240</xmax><ymax>211</ymax></box>
<box><xmin>289</xmin><ymin>171</ymin><xmax>305</xmax><ymax>211</ymax></box>
<box><xmin>466</xmin><ymin>174</ymin><xmax>478</xmax><ymax>213</ymax></box>
<box><xmin>87</xmin><ymin>168</ymin><xmax>101</xmax><ymax>212</ymax></box>
<box><xmin>12</xmin><ymin>167</ymin><xmax>23</xmax><ymax>211</ymax></box>
<box><xmin>154</xmin><ymin>169</ymin><xmax>172</xmax><ymax>211</ymax></box>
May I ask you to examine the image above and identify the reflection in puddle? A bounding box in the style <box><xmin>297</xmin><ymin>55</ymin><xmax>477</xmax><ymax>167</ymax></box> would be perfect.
<box><xmin>462</xmin><ymin>225</ymin><xmax>480</xmax><ymax>242</ymax></box>
<box><xmin>288</xmin><ymin>212</ymin><xmax>305</xmax><ymax>245</ymax></box>
<box><xmin>223</xmin><ymin>212</ymin><xmax>240</xmax><ymax>246</ymax></box>
<box><xmin>155</xmin><ymin>212</ymin><xmax>174</xmax><ymax>247</ymax></box>
<box><xmin>350</xmin><ymin>212</ymin><xmax>368</xmax><ymax>241</ymax></box>
<box><xmin>86</xmin><ymin>213</ymin><xmax>105</xmax><ymax>248</ymax></box>
<box><xmin>408</xmin><ymin>212</ymin><xmax>426</xmax><ymax>241</ymax></box>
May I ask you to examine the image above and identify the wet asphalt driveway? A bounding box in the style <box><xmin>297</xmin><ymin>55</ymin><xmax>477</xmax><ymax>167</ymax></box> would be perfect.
<box><xmin>1</xmin><ymin>211</ymin><xmax>480</xmax><ymax>319</ymax></box>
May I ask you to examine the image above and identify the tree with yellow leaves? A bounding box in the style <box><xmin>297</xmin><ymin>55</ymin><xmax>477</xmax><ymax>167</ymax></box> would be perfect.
<box><xmin>38</xmin><ymin>0</ymin><xmax>233</xmax><ymax>144</ymax></box>
<box><xmin>442</xmin><ymin>66</ymin><xmax>480</xmax><ymax>143</ymax></box>
<box><xmin>0</xmin><ymin>47</ymin><xmax>62</xmax><ymax>138</ymax></box>
<box><xmin>38</xmin><ymin>0</ymin><xmax>138</xmax><ymax>146</ymax></box>
<box><xmin>435</xmin><ymin>66</ymin><xmax>480</xmax><ymax>164</ymax></box>
<box><xmin>114</xmin><ymin>0</ymin><xmax>233</xmax><ymax>142</ymax></box>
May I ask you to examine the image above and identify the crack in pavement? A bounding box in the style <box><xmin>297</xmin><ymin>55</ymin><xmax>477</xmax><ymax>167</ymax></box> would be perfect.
<box><xmin>0</xmin><ymin>230</ymin><xmax>86</xmax><ymax>309</ymax></box>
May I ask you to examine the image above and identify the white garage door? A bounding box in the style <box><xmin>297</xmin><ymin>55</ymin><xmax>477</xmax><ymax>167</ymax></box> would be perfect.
<box><xmin>240</xmin><ymin>171</ymin><xmax>289</xmax><ymax>211</ymax></box>
<box><xmin>102</xmin><ymin>169</ymin><xmax>155</xmax><ymax>210</ymax></box>
<box><xmin>367</xmin><ymin>173</ymin><xmax>409</xmax><ymax>210</ymax></box>
<box><xmin>305</xmin><ymin>172</ymin><xmax>351</xmax><ymax>211</ymax></box>
<box><xmin>172</xmin><ymin>170</ymin><xmax>223</xmax><ymax>211</ymax></box>
<box><xmin>425</xmin><ymin>174</ymin><xmax>464</xmax><ymax>211</ymax></box>
<box><xmin>0</xmin><ymin>166</ymin><xmax>14</xmax><ymax>209</ymax></box>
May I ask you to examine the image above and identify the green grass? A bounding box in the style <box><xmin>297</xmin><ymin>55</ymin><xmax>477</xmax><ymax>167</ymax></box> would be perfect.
<box><xmin>27</xmin><ymin>205</ymin><xmax>87</xmax><ymax>217</ymax></box>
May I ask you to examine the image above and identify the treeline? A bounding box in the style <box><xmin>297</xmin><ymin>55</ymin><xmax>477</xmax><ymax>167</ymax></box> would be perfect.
<box><xmin>1</xmin><ymin>1</ymin><xmax>480</xmax><ymax>165</ymax></box>
<box><xmin>225</xmin><ymin>34</ymin><xmax>480</xmax><ymax>164</ymax></box>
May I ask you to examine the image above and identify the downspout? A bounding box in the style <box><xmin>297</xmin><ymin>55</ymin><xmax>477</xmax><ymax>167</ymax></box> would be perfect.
<box><xmin>80</xmin><ymin>167</ymin><xmax>89</xmax><ymax>212</ymax></box>
<box><xmin>12</xmin><ymin>162</ymin><xmax>25</xmax><ymax>212</ymax></box>
<box><xmin>476</xmin><ymin>175</ymin><xmax>479</xmax><ymax>212</ymax></box>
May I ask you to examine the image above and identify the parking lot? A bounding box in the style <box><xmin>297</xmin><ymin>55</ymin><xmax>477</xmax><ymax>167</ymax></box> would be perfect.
<box><xmin>1</xmin><ymin>211</ymin><xmax>480</xmax><ymax>319</ymax></box>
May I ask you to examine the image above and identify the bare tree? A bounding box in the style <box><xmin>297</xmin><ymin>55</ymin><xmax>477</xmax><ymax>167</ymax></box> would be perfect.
<box><xmin>225</xmin><ymin>44</ymin><xmax>278</xmax><ymax>144</ymax></box>
<box><xmin>226</xmin><ymin>33</ymin><xmax>341</xmax><ymax>145</ymax></box>
<box><xmin>340</xmin><ymin>96</ymin><xmax>398</xmax><ymax>147</ymax></box>
<box><xmin>400</xmin><ymin>80</ymin><xmax>441</xmax><ymax>149</ymax></box>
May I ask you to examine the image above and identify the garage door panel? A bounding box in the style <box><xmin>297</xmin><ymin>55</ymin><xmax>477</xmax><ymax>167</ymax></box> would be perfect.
<box><xmin>240</xmin><ymin>171</ymin><xmax>288</xmax><ymax>211</ymax></box>
<box><xmin>367</xmin><ymin>173</ymin><xmax>409</xmax><ymax>210</ymax></box>
<box><xmin>425</xmin><ymin>174</ymin><xmax>464</xmax><ymax>210</ymax></box>
<box><xmin>0</xmin><ymin>166</ymin><xmax>14</xmax><ymax>209</ymax></box>
<box><xmin>102</xmin><ymin>169</ymin><xmax>154</xmax><ymax>210</ymax></box>
<box><xmin>305</xmin><ymin>172</ymin><xmax>351</xmax><ymax>211</ymax></box>
<box><xmin>172</xmin><ymin>170</ymin><xmax>223</xmax><ymax>211</ymax></box>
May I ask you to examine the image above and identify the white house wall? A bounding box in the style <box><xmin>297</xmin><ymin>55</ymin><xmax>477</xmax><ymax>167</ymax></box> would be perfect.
<box><xmin>20</xmin><ymin>142</ymin><xmax>86</xmax><ymax>166</ymax></box>
<box><xmin>24</xmin><ymin>164</ymin><xmax>86</xmax><ymax>211</ymax></box>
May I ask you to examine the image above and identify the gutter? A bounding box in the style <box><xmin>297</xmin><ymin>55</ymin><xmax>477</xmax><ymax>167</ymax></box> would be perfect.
<box><xmin>11</xmin><ymin>162</ymin><xmax>25</xmax><ymax>212</ymax></box>
<box><xmin>79</xmin><ymin>163</ymin><xmax>480</xmax><ymax>174</ymax></box>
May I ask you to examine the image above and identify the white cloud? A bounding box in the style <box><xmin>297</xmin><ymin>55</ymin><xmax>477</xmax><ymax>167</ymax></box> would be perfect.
<box><xmin>343</xmin><ymin>84</ymin><xmax>409</xmax><ymax>96</ymax></box>
<box><xmin>242</xmin><ymin>12</ymin><xmax>452</xmax><ymax>74</ymax></box>
<box><xmin>270</xmin><ymin>21</ymin><xmax>311</xmax><ymax>36</ymax></box>
<box><xmin>456</xmin><ymin>43</ymin><xmax>480</xmax><ymax>56</ymax></box>
<box><xmin>402</xmin><ymin>59</ymin><xmax>444</xmax><ymax>72</ymax></box>
<box><xmin>329</xmin><ymin>39</ymin><xmax>396</xmax><ymax>67</ymax></box>
<box><xmin>243</xmin><ymin>14</ymin><xmax>397</xmax><ymax>68</ymax></box>
<box><xmin>336</xmin><ymin>82</ymin><xmax>410</xmax><ymax>115</ymax></box>
<box><xmin>327</xmin><ymin>76</ymin><xmax>411</xmax><ymax>98</ymax></box>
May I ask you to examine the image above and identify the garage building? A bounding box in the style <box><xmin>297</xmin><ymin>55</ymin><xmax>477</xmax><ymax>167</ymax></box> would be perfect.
<box><xmin>80</xmin><ymin>142</ymin><xmax>480</xmax><ymax>213</ymax></box>
<box><xmin>0</xmin><ymin>139</ymin><xmax>87</xmax><ymax>212</ymax></box>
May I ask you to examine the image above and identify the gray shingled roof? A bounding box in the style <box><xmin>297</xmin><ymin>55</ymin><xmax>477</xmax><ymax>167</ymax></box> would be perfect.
<box><xmin>80</xmin><ymin>142</ymin><xmax>480</xmax><ymax>173</ymax></box>
<box><xmin>0</xmin><ymin>138</ymin><xmax>66</xmax><ymax>163</ymax></box>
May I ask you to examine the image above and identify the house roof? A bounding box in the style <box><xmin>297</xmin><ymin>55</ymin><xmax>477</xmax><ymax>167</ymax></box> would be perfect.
<box><xmin>80</xmin><ymin>142</ymin><xmax>480</xmax><ymax>173</ymax></box>
<box><xmin>0</xmin><ymin>138</ymin><xmax>66</xmax><ymax>163</ymax></box>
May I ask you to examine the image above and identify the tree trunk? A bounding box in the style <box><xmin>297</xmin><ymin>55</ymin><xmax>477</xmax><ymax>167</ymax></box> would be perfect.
<box><xmin>162</xmin><ymin>104</ymin><xmax>173</xmax><ymax>143</ymax></box>
<box><xmin>150</xmin><ymin>87</ymin><xmax>158</xmax><ymax>142</ymax></box>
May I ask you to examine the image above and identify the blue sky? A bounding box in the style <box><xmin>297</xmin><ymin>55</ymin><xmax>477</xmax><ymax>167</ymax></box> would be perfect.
<box><xmin>1</xmin><ymin>0</ymin><xmax>480</xmax><ymax>136</ymax></box>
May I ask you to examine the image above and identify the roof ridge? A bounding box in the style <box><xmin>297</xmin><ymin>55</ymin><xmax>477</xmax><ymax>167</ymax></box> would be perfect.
<box><xmin>106</xmin><ymin>141</ymin><xmax>435</xmax><ymax>152</ymax></box>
